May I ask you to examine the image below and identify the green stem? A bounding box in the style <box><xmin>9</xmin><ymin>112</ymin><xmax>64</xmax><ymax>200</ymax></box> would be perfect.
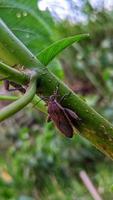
<box><xmin>0</xmin><ymin>61</ymin><xmax>29</xmax><ymax>85</ymax></box>
<box><xmin>1</xmin><ymin>19</ymin><xmax>113</xmax><ymax>159</ymax></box>
<box><xmin>0</xmin><ymin>73</ymin><xmax>37</xmax><ymax>122</ymax></box>
<box><xmin>0</xmin><ymin>95</ymin><xmax>18</xmax><ymax>101</ymax></box>
<box><xmin>32</xmin><ymin>95</ymin><xmax>47</xmax><ymax>113</ymax></box>
<box><xmin>0</xmin><ymin>94</ymin><xmax>47</xmax><ymax>113</ymax></box>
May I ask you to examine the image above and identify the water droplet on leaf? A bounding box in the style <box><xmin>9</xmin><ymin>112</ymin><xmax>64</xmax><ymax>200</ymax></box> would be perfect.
<box><xmin>16</xmin><ymin>13</ymin><xmax>21</xmax><ymax>18</ymax></box>
<box><xmin>26</xmin><ymin>34</ymin><xmax>30</xmax><ymax>38</ymax></box>
<box><xmin>23</xmin><ymin>11</ymin><xmax>28</xmax><ymax>17</ymax></box>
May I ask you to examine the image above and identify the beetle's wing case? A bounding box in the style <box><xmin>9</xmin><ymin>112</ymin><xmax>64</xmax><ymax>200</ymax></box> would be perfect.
<box><xmin>48</xmin><ymin>100</ymin><xmax>73</xmax><ymax>138</ymax></box>
<box><xmin>64</xmin><ymin>108</ymin><xmax>81</xmax><ymax>127</ymax></box>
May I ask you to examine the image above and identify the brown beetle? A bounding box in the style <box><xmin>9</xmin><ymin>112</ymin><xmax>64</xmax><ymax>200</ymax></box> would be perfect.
<box><xmin>47</xmin><ymin>90</ymin><xmax>81</xmax><ymax>138</ymax></box>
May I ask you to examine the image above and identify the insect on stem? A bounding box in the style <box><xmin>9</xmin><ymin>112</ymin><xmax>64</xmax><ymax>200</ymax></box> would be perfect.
<box><xmin>47</xmin><ymin>85</ymin><xmax>81</xmax><ymax>138</ymax></box>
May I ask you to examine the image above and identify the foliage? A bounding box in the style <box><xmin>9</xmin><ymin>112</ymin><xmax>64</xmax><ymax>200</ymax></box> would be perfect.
<box><xmin>0</xmin><ymin>113</ymin><xmax>113</xmax><ymax>199</ymax></box>
<box><xmin>57</xmin><ymin>10</ymin><xmax>113</xmax><ymax>121</ymax></box>
<box><xmin>0</xmin><ymin>0</ymin><xmax>63</xmax><ymax>78</ymax></box>
<box><xmin>0</xmin><ymin>0</ymin><xmax>53</xmax><ymax>54</ymax></box>
<box><xmin>37</xmin><ymin>34</ymin><xmax>89</xmax><ymax>66</ymax></box>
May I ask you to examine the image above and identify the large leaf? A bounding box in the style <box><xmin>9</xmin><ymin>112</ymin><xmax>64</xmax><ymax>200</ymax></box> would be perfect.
<box><xmin>0</xmin><ymin>0</ymin><xmax>54</xmax><ymax>55</ymax></box>
<box><xmin>0</xmin><ymin>0</ymin><xmax>64</xmax><ymax>78</ymax></box>
<box><xmin>0</xmin><ymin>1</ymin><xmax>89</xmax><ymax>79</ymax></box>
<box><xmin>37</xmin><ymin>34</ymin><xmax>89</xmax><ymax>66</ymax></box>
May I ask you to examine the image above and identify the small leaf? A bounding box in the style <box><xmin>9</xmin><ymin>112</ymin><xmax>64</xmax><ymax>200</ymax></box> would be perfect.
<box><xmin>37</xmin><ymin>34</ymin><xmax>89</xmax><ymax>66</ymax></box>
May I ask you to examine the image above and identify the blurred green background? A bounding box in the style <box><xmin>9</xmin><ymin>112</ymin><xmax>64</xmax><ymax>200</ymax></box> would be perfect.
<box><xmin>0</xmin><ymin>0</ymin><xmax>113</xmax><ymax>199</ymax></box>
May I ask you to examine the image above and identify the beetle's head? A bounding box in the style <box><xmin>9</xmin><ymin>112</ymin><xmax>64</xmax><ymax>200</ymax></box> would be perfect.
<box><xmin>49</xmin><ymin>94</ymin><xmax>56</xmax><ymax>101</ymax></box>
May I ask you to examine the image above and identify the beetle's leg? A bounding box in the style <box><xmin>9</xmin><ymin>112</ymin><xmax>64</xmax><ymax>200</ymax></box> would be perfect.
<box><xmin>10</xmin><ymin>82</ymin><xmax>26</xmax><ymax>93</ymax></box>
<box><xmin>4</xmin><ymin>80</ymin><xmax>26</xmax><ymax>93</ymax></box>
<box><xmin>4</xmin><ymin>80</ymin><xmax>10</xmax><ymax>91</ymax></box>
<box><xmin>4</xmin><ymin>79</ymin><xmax>18</xmax><ymax>91</ymax></box>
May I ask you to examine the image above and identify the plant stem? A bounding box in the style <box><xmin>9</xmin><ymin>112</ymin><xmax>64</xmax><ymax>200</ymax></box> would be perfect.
<box><xmin>0</xmin><ymin>19</ymin><xmax>113</xmax><ymax>159</ymax></box>
<box><xmin>0</xmin><ymin>61</ymin><xmax>29</xmax><ymax>85</ymax></box>
<box><xmin>0</xmin><ymin>73</ymin><xmax>37</xmax><ymax>122</ymax></box>
<box><xmin>0</xmin><ymin>94</ymin><xmax>47</xmax><ymax>113</ymax></box>
<box><xmin>0</xmin><ymin>95</ymin><xmax>18</xmax><ymax>101</ymax></box>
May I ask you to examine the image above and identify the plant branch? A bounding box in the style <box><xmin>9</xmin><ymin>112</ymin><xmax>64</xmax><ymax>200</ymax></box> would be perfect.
<box><xmin>0</xmin><ymin>61</ymin><xmax>29</xmax><ymax>85</ymax></box>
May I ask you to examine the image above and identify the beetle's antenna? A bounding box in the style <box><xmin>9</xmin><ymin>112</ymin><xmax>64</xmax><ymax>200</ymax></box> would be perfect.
<box><xmin>54</xmin><ymin>82</ymin><xmax>60</xmax><ymax>95</ymax></box>
<box><xmin>32</xmin><ymin>96</ymin><xmax>48</xmax><ymax>108</ymax></box>
<box><xmin>52</xmin><ymin>83</ymin><xmax>60</xmax><ymax>101</ymax></box>
<box><xmin>60</xmin><ymin>92</ymin><xmax>71</xmax><ymax>103</ymax></box>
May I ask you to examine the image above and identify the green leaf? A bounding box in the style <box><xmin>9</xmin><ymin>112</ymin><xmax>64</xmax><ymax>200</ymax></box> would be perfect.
<box><xmin>48</xmin><ymin>59</ymin><xmax>64</xmax><ymax>79</ymax></box>
<box><xmin>37</xmin><ymin>34</ymin><xmax>89</xmax><ymax>66</ymax></box>
<box><xmin>0</xmin><ymin>0</ymin><xmax>54</xmax><ymax>54</ymax></box>
<box><xmin>0</xmin><ymin>0</ymin><xmax>64</xmax><ymax>78</ymax></box>
<box><xmin>0</xmin><ymin>1</ymin><xmax>89</xmax><ymax>78</ymax></box>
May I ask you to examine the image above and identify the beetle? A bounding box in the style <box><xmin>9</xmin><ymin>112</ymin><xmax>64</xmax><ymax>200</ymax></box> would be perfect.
<box><xmin>47</xmin><ymin>88</ymin><xmax>81</xmax><ymax>138</ymax></box>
